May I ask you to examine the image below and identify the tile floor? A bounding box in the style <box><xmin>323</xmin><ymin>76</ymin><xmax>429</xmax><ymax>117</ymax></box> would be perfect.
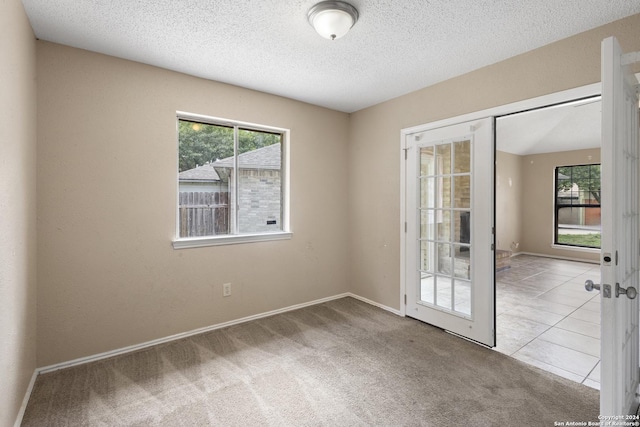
<box><xmin>495</xmin><ymin>254</ymin><xmax>602</xmax><ymax>390</ymax></box>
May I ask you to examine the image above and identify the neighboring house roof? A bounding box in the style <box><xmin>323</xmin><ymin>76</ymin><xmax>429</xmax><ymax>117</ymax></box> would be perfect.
<box><xmin>211</xmin><ymin>143</ymin><xmax>281</xmax><ymax>170</ymax></box>
<box><xmin>179</xmin><ymin>143</ymin><xmax>281</xmax><ymax>182</ymax></box>
<box><xmin>178</xmin><ymin>163</ymin><xmax>221</xmax><ymax>181</ymax></box>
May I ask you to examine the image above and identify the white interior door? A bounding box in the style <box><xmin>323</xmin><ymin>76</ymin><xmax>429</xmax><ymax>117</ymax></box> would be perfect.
<box><xmin>405</xmin><ymin>118</ymin><xmax>495</xmax><ymax>346</ymax></box>
<box><xmin>599</xmin><ymin>36</ymin><xmax>640</xmax><ymax>416</ymax></box>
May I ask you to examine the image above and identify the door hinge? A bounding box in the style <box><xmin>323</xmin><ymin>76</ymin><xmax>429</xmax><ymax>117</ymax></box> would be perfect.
<box><xmin>404</xmin><ymin>149</ymin><xmax>408</xmax><ymax>160</ymax></box>
<box><xmin>491</xmin><ymin>243</ymin><xmax>495</xmax><ymax>250</ymax></box>
<box><xmin>405</xmin><ymin>222</ymin><xmax>407</xmax><ymax>233</ymax></box>
<box><xmin>404</xmin><ymin>294</ymin><xmax>407</xmax><ymax>305</ymax></box>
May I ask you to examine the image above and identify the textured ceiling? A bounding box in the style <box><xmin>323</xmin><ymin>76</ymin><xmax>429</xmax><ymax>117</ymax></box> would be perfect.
<box><xmin>20</xmin><ymin>0</ymin><xmax>640</xmax><ymax>113</ymax></box>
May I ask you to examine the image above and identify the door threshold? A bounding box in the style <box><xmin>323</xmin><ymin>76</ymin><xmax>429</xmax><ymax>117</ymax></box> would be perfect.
<box><xmin>445</xmin><ymin>329</ymin><xmax>494</xmax><ymax>349</ymax></box>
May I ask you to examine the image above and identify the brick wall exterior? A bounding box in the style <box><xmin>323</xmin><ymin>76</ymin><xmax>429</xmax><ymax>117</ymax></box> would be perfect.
<box><xmin>230</xmin><ymin>169</ymin><xmax>282</xmax><ymax>233</ymax></box>
<box><xmin>419</xmin><ymin>140</ymin><xmax>472</xmax><ymax>279</ymax></box>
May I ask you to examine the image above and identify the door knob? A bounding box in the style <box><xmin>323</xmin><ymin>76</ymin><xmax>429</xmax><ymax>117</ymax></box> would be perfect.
<box><xmin>585</xmin><ymin>280</ymin><xmax>600</xmax><ymax>292</ymax></box>
<box><xmin>586</xmin><ymin>280</ymin><xmax>612</xmax><ymax>298</ymax></box>
<box><xmin>616</xmin><ymin>283</ymin><xmax>638</xmax><ymax>299</ymax></box>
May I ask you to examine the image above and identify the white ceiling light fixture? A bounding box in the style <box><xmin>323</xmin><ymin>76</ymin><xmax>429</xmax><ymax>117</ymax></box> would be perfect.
<box><xmin>308</xmin><ymin>1</ymin><xmax>359</xmax><ymax>41</ymax></box>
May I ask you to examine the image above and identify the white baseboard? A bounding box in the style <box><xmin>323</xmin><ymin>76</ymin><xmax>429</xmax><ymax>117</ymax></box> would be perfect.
<box><xmin>15</xmin><ymin>291</ymin><xmax>400</xmax><ymax>425</ymax></box>
<box><xmin>14</xmin><ymin>370</ymin><xmax>38</xmax><ymax>427</ymax></box>
<box><xmin>38</xmin><ymin>293</ymin><xmax>352</xmax><ymax>374</ymax></box>
<box><xmin>36</xmin><ymin>292</ymin><xmax>399</xmax><ymax>376</ymax></box>
<box><xmin>347</xmin><ymin>293</ymin><xmax>403</xmax><ymax>316</ymax></box>
<box><xmin>518</xmin><ymin>251</ymin><xmax>599</xmax><ymax>264</ymax></box>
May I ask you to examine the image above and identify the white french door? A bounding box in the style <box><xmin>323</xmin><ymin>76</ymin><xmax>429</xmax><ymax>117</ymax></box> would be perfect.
<box><xmin>598</xmin><ymin>36</ymin><xmax>640</xmax><ymax>416</ymax></box>
<box><xmin>404</xmin><ymin>118</ymin><xmax>495</xmax><ymax>346</ymax></box>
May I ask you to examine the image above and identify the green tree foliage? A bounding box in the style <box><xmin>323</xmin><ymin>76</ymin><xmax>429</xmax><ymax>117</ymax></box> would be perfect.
<box><xmin>178</xmin><ymin>121</ymin><xmax>233</xmax><ymax>172</ymax></box>
<box><xmin>178</xmin><ymin>120</ymin><xmax>280</xmax><ymax>172</ymax></box>
<box><xmin>238</xmin><ymin>129</ymin><xmax>280</xmax><ymax>155</ymax></box>
<box><xmin>557</xmin><ymin>164</ymin><xmax>601</xmax><ymax>203</ymax></box>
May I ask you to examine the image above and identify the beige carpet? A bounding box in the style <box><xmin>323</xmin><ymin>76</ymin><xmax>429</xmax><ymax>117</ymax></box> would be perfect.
<box><xmin>22</xmin><ymin>297</ymin><xmax>599</xmax><ymax>426</ymax></box>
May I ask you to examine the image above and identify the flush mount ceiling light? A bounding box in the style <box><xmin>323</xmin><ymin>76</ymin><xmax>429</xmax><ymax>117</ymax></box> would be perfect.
<box><xmin>308</xmin><ymin>1</ymin><xmax>359</xmax><ymax>40</ymax></box>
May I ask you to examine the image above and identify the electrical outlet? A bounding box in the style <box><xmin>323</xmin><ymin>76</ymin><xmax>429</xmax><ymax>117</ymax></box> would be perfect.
<box><xmin>223</xmin><ymin>283</ymin><xmax>231</xmax><ymax>297</ymax></box>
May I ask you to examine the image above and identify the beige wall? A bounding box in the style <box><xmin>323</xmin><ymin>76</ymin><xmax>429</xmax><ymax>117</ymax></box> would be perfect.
<box><xmin>496</xmin><ymin>151</ymin><xmax>523</xmax><ymax>254</ymax></box>
<box><xmin>497</xmin><ymin>148</ymin><xmax>601</xmax><ymax>262</ymax></box>
<box><xmin>23</xmin><ymin>8</ymin><xmax>640</xmax><ymax>373</ymax></box>
<box><xmin>348</xmin><ymin>14</ymin><xmax>640</xmax><ymax>310</ymax></box>
<box><xmin>0</xmin><ymin>0</ymin><xmax>37</xmax><ymax>424</ymax></box>
<box><xmin>520</xmin><ymin>149</ymin><xmax>601</xmax><ymax>262</ymax></box>
<box><xmin>36</xmin><ymin>42</ymin><xmax>350</xmax><ymax>366</ymax></box>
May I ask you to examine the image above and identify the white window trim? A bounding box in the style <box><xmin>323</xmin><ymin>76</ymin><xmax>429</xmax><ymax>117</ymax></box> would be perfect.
<box><xmin>550</xmin><ymin>243</ymin><xmax>600</xmax><ymax>253</ymax></box>
<box><xmin>552</xmin><ymin>163</ymin><xmax>601</xmax><ymax>252</ymax></box>
<box><xmin>173</xmin><ymin>111</ymin><xmax>291</xmax><ymax>248</ymax></box>
<box><xmin>173</xmin><ymin>231</ymin><xmax>293</xmax><ymax>249</ymax></box>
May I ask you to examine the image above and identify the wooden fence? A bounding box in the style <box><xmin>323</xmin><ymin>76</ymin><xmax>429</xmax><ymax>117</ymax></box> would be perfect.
<box><xmin>179</xmin><ymin>192</ymin><xmax>229</xmax><ymax>237</ymax></box>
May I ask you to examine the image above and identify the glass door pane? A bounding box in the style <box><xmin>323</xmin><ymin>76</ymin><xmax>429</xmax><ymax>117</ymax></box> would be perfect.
<box><xmin>418</xmin><ymin>139</ymin><xmax>472</xmax><ymax>317</ymax></box>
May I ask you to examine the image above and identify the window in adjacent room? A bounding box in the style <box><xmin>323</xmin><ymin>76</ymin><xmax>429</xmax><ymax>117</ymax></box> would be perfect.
<box><xmin>174</xmin><ymin>113</ymin><xmax>290</xmax><ymax>248</ymax></box>
<box><xmin>554</xmin><ymin>164</ymin><xmax>601</xmax><ymax>249</ymax></box>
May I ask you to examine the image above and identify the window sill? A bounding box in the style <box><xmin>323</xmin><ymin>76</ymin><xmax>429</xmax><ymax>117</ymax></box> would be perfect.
<box><xmin>173</xmin><ymin>232</ymin><xmax>293</xmax><ymax>249</ymax></box>
<box><xmin>551</xmin><ymin>244</ymin><xmax>600</xmax><ymax>254</ymax></box>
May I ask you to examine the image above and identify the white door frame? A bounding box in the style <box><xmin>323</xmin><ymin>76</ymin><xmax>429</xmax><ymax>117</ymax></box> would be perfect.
<box><xmin>400</xmin><ymin>82</ymin><xmax>600</xmax><ymax>317</ymax></box>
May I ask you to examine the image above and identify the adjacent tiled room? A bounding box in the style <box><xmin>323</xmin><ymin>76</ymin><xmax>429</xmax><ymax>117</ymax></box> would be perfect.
<box><xmin>495</xmin><ymin>254</ymin><xmax>601</xmax><ymax>389</ymax></box>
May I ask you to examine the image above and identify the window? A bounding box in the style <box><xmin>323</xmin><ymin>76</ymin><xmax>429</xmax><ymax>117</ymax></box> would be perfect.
<box><xmin>174</xmin><ymin>113</ymin><xmax>290</xmax><ymax>248</ymax></box>
<box><xmin>554</xmin><ymin>164</ymin><xmax>601</xmax><ymax>249</ymax></box>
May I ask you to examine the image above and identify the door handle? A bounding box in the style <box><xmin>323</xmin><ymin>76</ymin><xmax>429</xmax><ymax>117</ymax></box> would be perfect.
<box><xmin>585</xmin><ymin>280</ymin><xmax>612</xmax><ymax>298</ymax></box>
<box><xmin>585</xmin><ymin>280</ymin><xmax>600</xmax><ymax>292</ymax></box>
<box><xmin>616</xmin><ymin>283</ymin><xmax>638</xmax><ymax>299</ymax></box>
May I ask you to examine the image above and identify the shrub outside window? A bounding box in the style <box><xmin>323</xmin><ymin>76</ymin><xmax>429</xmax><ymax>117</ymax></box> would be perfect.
<box><xmin>174</xmin><ymin>113</ymin><xmax>289</xmax><ymax>247</ymax></box>
<box><xmin>554</xmin><ymin>164</ymin><xmax>601</xmax><ymax>249</ymax></box>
